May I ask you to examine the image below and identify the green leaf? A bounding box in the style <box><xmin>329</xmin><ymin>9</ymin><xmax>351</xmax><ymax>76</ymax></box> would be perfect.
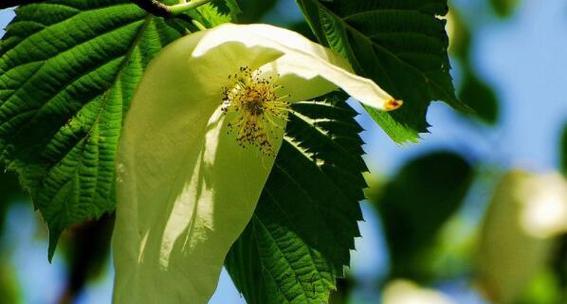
<box><xmin>459</xmin><ymin>70</ymin><xmax>499</xmax><ymax>124</ymax></box>
<box><xmin>0</xmin><ymin>0</ymin><xmax>186</xmax><ymax>259</ymax></box>
<box><xmin>0</xmin><ymin>262</ymin><xmax>20</xmax><ymax>304</ymax></box>
<box><xmin>226</xmin><ymin>91</ymin><xmax>366</xmax><ymax>303</ymax></box>
<box><xmin>295</xmin><ymin>0</ymin><xmax>464</xmax><ymax>142</ymax></box>
<box><xmin>490</xmin><ymin>0</ymin><xmax>520</xmax><ymax>18</ymax></box>
<box><xmin>0</xmin><ymin>171</ymin><xmax>26</xmax><ymax>242</ymax></box>
<box><xmin>369</xmin><ymin>151</ymin><xmax>473</xmax><ymax>282</ymax></box>
<box><xmin>450</xmin><ymin>10</ymin><xmax>499</xmax><ymax>125</ymax></box>
<box><xmin>193</xmin><ymin>0</ymin><xmax>241</xmax><ymax>27</ymax></box>
<box><xmin>235</xmin><ymin>0</ymin><xmax>277</xmax><ymax>23</ymax></box>
<box><xmin>60</xmin><ymin>215</ymin><xmax>113</xmax><ymax>300</ymax></box>
<box><xmin>561</xmin><ymin>123</ymin><xmax>567</xmax><ymax>175</ymax></box>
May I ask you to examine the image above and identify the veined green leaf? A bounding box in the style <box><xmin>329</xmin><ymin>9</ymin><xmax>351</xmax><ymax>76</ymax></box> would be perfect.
<box><xmin>226</xmin><ymin>92</ymin><xmax>366</xmax><ymax>303</ymax></box>
<box><xmin>0</xmin><ymin>0</ymin><xmax>187</xmax><ymax>258</ymax></box>
<box><xmin>449</xmin><ymin>10</ymin><xmax>499</xmax><ymax>125</ymax></box>
<box><xmin>193</xmin><ymin>0</ymin><xmax>241</xmax><ymax>27</ymax></box>
<box><xmin>561</xmin><ymin>123</ymin><xmax>567</xmax><ymax>175</ymax></box>
<box><xmin>295</xmin><ymin>0</ymin><xmax>464</xmax><ymax>142</ymax></box>
<box><xmin>235</xmin><ymin>0</ymin><xmax>277</xmax><ymax>23</ymax></box>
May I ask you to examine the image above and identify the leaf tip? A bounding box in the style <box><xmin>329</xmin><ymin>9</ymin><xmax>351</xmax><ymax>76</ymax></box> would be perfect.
<box><xmin>47</xmin><ymin>228</ymin><xmax>62</xmax><ymax>262</ymax></box>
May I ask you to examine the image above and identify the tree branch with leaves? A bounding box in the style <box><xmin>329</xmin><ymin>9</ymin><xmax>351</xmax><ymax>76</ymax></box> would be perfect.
<box><xmin>0</xmin><ymin>0</ymin><xmax>211</xmax><ymax>17</ymax></box>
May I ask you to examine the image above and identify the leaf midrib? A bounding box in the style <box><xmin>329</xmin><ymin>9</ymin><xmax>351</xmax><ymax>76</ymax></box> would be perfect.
<box><xmin>264</xmin><ymin>188</ymin><xmax>331</xmax><ymax>289</ymax></box>
<box><xmin>1</xmin><ymin>2</ymin><xmax>137</xmax><ymax>72</ymax></box>
<box><xmin>254</xmin><ymin>214</ymin><xmax>314</xmax><ymax>303</ymax></box>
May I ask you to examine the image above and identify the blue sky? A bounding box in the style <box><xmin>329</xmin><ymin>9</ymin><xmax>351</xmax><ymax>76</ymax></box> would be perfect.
<box><xmin>1</xmin><ymin>0</ymin><xmax>567</xmax><ymax>303</ymax></box>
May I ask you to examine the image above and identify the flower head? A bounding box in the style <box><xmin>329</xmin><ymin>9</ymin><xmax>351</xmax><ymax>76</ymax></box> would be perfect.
<box><xmin>113</xmin><ymin>23</ymin><xmax>401</xmax><ymax>304</ymax></box>
<box><xmin>221</xmin><ymin>66</ymin><xmax>289</xmax><ymax>155</ymax></box>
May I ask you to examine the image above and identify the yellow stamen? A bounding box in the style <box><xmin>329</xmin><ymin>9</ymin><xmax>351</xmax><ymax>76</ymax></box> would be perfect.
<box><xmin>221</xmin><ymin>66</ymin><xmax>290</xmax><ymax>155</ymax></box>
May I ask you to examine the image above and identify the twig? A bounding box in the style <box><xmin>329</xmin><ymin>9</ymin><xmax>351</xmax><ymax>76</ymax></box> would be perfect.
<box><xmin>0</xmin><ymin>0</ymin><xmax>45</xmax><ymax>9</ymax></box>
<box><xmin>130</xmin><ymin>0</ymin><xmax>211</xmax><ymax>18</ymax></box>
<box><xmin>1</xmin><ymin>0</ymin><xmax>211</xmax><ymax>19</ymax></box>
<box><xmin>129</xmin><ymin>0</ymin><xmax>172</xmax><ymax>18</ymax></box>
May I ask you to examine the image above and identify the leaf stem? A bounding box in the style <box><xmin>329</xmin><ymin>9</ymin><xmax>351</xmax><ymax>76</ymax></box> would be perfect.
<box><xmin>169</xmin><ymin>0</ymin><xmax>211</xmax><ymax>15</ymax></box>
<box><xmin>130</xmin><ymin>0</ymin><xmax>172</xmax><ymax>18</ymax></box>
<box><xmin>192</xmin><ymin>20</ymin><xmax>208</xmax><ymax>31</ymax></box>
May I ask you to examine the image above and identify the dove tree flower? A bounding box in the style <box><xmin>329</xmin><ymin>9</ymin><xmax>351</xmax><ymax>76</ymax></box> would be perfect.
<box><xmin>477</xmin><ymin>170</ymin><xmax>567</xmax><ymax>303</ymax></box>
<box><xmin>112</xmin><ymin>23</ymin><xmax>402</xmax><ymax>303</ymax></box>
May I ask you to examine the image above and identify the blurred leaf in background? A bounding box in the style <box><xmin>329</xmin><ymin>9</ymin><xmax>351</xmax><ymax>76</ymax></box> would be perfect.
<box><xmin>382</xmin><ymin>279</ymin><xmax>456</xmax><ymax>304</ymax></box>
<box><xmin>560</xmin><ymin>123</ymin><xmax>567</xmax><ymax>174</ymax></box>
<box><xmin>236</xmin><ymin>0</ymin><xmax>277</xmax><ymax>22</ymax></box>
<box><xmin>0</xmin><ymin>172</ymin><xmax>27</xmax><ymax>303</ymax></box>
<box><xmin>0</xmin><ymin>262</ymin><xmax>20</xmax><ymax>303</ymax></box>
<box><xmin>459</xmin><ymin>72</ymin><xmax>499</xmax><ymax>124</ymax></box>
<box><xmin>490</xmin><ymin>0</ymin><xmax>521</xmax><ymax>18</ymax></box>
<box><xmin>0</xmin><ymin>172</ymin><xmax>26</xmax><ymax>235</ymax></box>
<box><xmin>369</xmin><ymin>151</ymin><xmax>474</xmax><ymax>283</ymax></box>
<box><xmin>58</xmin><ymin>215</ymin><xmax>114</xmax><ymax>304</ymax></box>
<box><xmin>549</xmin><ymin>123</ymin><xmax>567</xmax><ymax>303</ymax></box>
<box><xmin>448</xmin><ymin>9</ymin><xmax>500</xmax><ymax>125</ymax></box>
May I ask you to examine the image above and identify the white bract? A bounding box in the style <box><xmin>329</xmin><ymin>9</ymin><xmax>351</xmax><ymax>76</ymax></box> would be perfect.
<box><xmin>112</xmin><ymin>23</ymin><xmax>400</xmax><ymax>303</ymax></box>
<box><xmin>476</xmin><ymin>170</ymin><xmax>567</xmax><ymax>303</ymax></box>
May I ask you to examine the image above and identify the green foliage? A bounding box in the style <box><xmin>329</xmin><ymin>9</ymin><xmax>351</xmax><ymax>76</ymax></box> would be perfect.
<box><xmin>450</xmin><ymin>10</ymin><xmax>499</xmax><ymax>124</ymax></box>
<box><xmin>459</xmin><ymin>71</ymin><xmax>499</xmax><ymax>124</ymax></box>
<box><xmin>0</xmin><ymin>262</ymin><xmax>20</xmax><ymax>304</ymax></box>
<box><xmin>0</xmin><ymin>0</ymin><xmax>186</xmax><ymax>258</ymax></box>
<box><xmin>0</xmin><ymin>172</ymin><xmax>25</xmax><ymax>235</ymax></box>
<box><xmin>490</xmin><ymin>0</ymin><xmax>521</xmax><ymax>18</ymax></box>
<box><xmin>0</xmin><ymin>172</ymin><xmax>25</xmax><ymax>303</ymax></box>
<box><xmin>60</xmin><ymin>215</ymin><xmax>113</xmax><ymax>301</ymax></box>
<box><xmin>210</xmin><ymin>0</ymin><xmax>240</xmax><ymax>17</ymax></box>
<box><xmin>561</xmin><ymin>123</ymin><xmax>567</xmax><ymax>174</ymax></box>
<box><xmin>370</xmin><ymin>151</ymin><xmax>473</xmax><ymax>282</ymax></box>
<box><xmin>227</xmin><ymin>92</ymin><xmax>366</xmax><ymax>303</ymax></box>
<box><xmin>235</xmin><ymin>0</ymin><xmax>277</xmax><ymax>23</ymax></box>
<box><xmin>193</xmin><ymin>0</ymin><xmax>241</xmax><ymax>26</ymax></box>
<box><xmin>558</xmin><ymin>123</ymin><xmax>567</xmax><ymax>298</ymax></box>
<box><xmin>295</xmin><ymin>0</ymin><xmax>464</xmax><ymax>142</ymax></box>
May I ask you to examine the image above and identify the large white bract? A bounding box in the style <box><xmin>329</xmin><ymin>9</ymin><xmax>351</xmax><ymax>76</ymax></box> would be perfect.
<box><xmin>112</xmin><ymin>23</ymin><xmax>400</xmax><ymax>303</ymax></box>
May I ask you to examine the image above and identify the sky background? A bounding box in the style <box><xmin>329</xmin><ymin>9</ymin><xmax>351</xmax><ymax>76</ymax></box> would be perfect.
<box><xmin>1</xmin><ymin>0</ymin><xmax>567</xmax><ymax>303</ymax></box>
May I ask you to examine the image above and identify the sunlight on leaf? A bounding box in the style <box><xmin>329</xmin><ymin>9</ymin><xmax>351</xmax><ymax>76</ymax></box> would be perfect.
<box><xmin>226</xmin><ymin>92</ymin><xmax>367</xmax><ymax>303</ymax></box>
<box><xmin>296</xmin><ymin>0</ymin><xmax>464</xmax><ymax>142</ymax></box>
<box><xmin>0</xmin><ymin>0</ymin><xmax>185</xmax><ymax>258</ymax></box>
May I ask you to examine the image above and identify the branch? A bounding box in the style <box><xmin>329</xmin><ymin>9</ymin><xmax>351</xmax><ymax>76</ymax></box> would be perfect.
<box><xmin>0</xmin><ymin>0</ymin><xmax>211</xmax><ymax>18</ymax></box>
<box><xmin>0</xmin><ymin>0</ymin><xmax>45</xmax><ymax>9</ymax></box>
<box><xmin>130</xmin><ymin>0</ymin><xmax>212</xmax><ymax>18</ymax></box>
<box><xmin>130</xmin><ymin>0</ymin><xmax>172</xmax><ymax>18</ymax></box>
